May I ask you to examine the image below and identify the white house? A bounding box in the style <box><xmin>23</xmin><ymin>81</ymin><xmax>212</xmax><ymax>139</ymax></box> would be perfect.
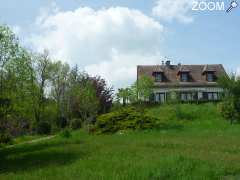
<box><xmin>137</xmin><ymin>61</ymin><xmax>227</xmax><ymax>103</ymax></box>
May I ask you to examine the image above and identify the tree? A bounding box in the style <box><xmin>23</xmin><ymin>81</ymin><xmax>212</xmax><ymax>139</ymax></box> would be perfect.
<box><xmin>4</xmin><ymin>49</ymin><xmax>36</xmax><ymax>122</ymax></box>
<box><xmin>91</xmin><ymin>76</ymin><xmax>114</xmax><ymax>114</ymax></box>
<box><xmin>0</xmin><ymin>25</ymin><xmax>23</xmax><ymax>137</ymax></box>
<box><xmin>116</xmin><ymin>88</ymin><xmax>131</xmax><ymax>106</ymax></box>
<box><xmin>134</xmin><ymin>75</ymin><xmax>154</xmax><ymax>102</ymax></box>
<box><xmin>0</xmin><ymin>25</ymin><xmax>115</xmax><ymax>138</ymax></box>
<box><xmin>70</xmin><ymin>80</ymin><xmax>99</xmax><ymax>122</ymax></box>
<box><xmin>50</xmin><ymin>61</ymin><xmax>70</xmax><ymax>122</ymax></box>
<box><xmin>34</xmin><ymin>50</ymin><xmax>53</xmax><ymax>123</ymax></box>
<box><xmin>0</xmin><ymin>25</ymin><xmax>19</xmax><ymax>97</ymax></box>
<box><xmin>218</xmin><ymin>74</ymin><xmax>240</xmax><ymax>123</ymax></box>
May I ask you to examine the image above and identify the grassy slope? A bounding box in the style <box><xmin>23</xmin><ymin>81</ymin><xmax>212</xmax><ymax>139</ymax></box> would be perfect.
<box><xmin>1</xmin><ymin>103</ymin><xmax>240</xmax><ymax>179</ymax></box>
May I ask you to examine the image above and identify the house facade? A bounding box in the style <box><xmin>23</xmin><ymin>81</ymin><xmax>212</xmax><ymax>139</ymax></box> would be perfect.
<box><xmin>137</xmin><ymin>61</ymin><xmax>227</xmax><ymax>103</ymax></box>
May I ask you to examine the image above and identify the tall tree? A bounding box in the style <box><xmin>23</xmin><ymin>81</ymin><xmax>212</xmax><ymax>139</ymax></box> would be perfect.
<box><xmin>0</xmin><ymin>25</ymin><xmax>19</xmax><ymax>97</ymax></box>
<box><xmin>91</xmin><ymin>76</ymin><xmax>113</xmax><ymax>113</ymax></box>
<box><xmin>50</xmin><ymin>61</ymin><xmax>70</xmax><ymax>120</ymax></box>
<box><xmin>34</xmin><ymin>50</ymin><xmax>53</xmax><ymax>122</ymax></box>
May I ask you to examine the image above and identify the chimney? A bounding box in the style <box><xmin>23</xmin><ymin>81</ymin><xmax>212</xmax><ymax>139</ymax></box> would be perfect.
<box><xmin>165</xmin><ymin>60</ymin><xmax>171</xmax><ymax>66</ymax></box>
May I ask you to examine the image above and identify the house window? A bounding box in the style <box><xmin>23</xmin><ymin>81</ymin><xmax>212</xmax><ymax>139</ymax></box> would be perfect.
<box><xmin>207</xmin><ymin>73</ymin><xmax>214</xmax><ymax>82</ymax></box>
<box><xmin>207</xmin><ymin>92</ymin><xmax>218</xmax><ymax>100</ymax></box>
<box><xmin>180</xmin><ymin>92</ymin><xmax>192</xmax><ymax>101</ymax></box>
<box><xmin>155</xmin><ymin>93</ymin><xmax>165</xmax><ymax>103</ymax></box>
<box><xmin>181</xmin><ymin>73</ymin><xmax>188</xmax><ymax>82</ymax></box>
<box><xmin>154</xmin><ymin>72</ymin><xmax>162</xmax><ymax>82</ymax></box>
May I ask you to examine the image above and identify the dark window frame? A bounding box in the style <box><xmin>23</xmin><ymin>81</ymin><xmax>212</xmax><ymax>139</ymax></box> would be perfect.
<box><xmin>206</xmin><ymin>72</ymin><xmax>215</xmax><ymax>82</ymax></box>
<box><xmin>180</xmin><ymin>73</ymin><xmax>189</xmax><ymax>82</ymax></box>
<box><xmin>207</xmin><ymin>92</ymin><xmax>218</xmax><ymax>100</ymax></box>
<box><xmin>155</xmin><ymin>93</ymin><xmax>166</xmax><ymax>103</ymax></box>
<box><xmin>154</xmin><ymin>72</ymin><xmax>163</xmax><ymax>82</ymax></box>
<box><xmin>180</xmin><ymin>92</ymin><xmax>193</xmax><ymax>101</ymax></box>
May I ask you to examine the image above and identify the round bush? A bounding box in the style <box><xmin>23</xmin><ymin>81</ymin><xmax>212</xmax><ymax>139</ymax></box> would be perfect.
<box><xmin>36</xmin><ymin>121</ymin><xmax>51</xmax><ymax>135</ymax></box>
<box><xmin>96</xmin><ymin>107</ymin><xmax>157</xmax><ymax>134</ymax></box>
<box><xmin>218</xmin><ymin>100</ymin><xmax>238</xmax><ymax>123</ymax></box>
<box><xmin>70</xmin><ymin>118</ymin><xmax>82</xmax><ymax>130</ymax></box>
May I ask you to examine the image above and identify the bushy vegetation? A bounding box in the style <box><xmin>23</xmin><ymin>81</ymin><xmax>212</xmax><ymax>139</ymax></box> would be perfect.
<box><xmin>96</xmin><ymin>107</ymin><xmax>157</xmax><ymax>133</ymax></box>
<box><xmin>70</xmin><ymin>118</ymin><xmax>82</xmax><ymax>130</ymax></box>
<box><xmin>148</xmin><ymin>103</ymin><xmax>221</xmax><ymax>121</ymax></box>
<box><xmin>0</xmin><ymin>25</ymin><xmax>113</xmax><ymax>142</ymax></box>
<box><xmin>116</xmin><ymin>75</ymin><xmax>154</xmax><ymax>105</ymax></box>
<box><xmin>60</xmin><ymin>128</ymin><xmax>72</xmax><ymax>138</ymax></box>
<box><xmin>218</xmin><ymin>75</ymin><xmax>240</xmax><ymax>123</ymax></box>
<box><xmin>36</xmin><ymin>121</ymin><xmax>52</xmax><ymax>135</ymax></box>
<box><xmin>0</xmin><ymin>132</ymin><xmax>12</xmax><ymax>144</ymax></box>
<box><xmin>1</xmin><ymin>103</ymin><xmax>240</xmax><ymax>180</ymax></box>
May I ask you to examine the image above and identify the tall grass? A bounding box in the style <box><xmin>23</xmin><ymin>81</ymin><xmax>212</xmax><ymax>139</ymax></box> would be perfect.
<box><xmin>1</xmin><ymin>103</ymin><xmax>240</xmax><ymax>179</ymax></box>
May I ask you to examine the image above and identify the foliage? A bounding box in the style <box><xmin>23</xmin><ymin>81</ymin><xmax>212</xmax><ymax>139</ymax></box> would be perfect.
<box><xmin>56</xmin><ymin>117</ymin><xmax>68</xmax><ymax>129</ymax></box>
<box><xmin>116</xmin><ymin>75</ymin><xmax>154</xmax><ymax>106</ymax></box>
<box><xmin>69</xmin><ymin>80</ymin><xmax>99</xmax><ymax>122</ymax></box>
<box><xmin>70</xmin><ymin>118</ymin><xmax>82</xmax><ymax>130</ymax></box>
<box><xmin>60</xmin><ymin>128</ymin><xmax>72</xmax><ymax>138</ymax></box>
<box><xmin>0</xmin><ymin>132</ymin><xmax>12</xmax><ymax>144</ymax></box>
<box><xmin>91</xmin><ymin>76</ymin><xmax>114</xmax><ymax>114</ymax></box>
<box><xmin>96</xmin><ymin>107</ymin><xmax>157</xmax><ymax>134</ymax></box>
<box><xmin>147</xmin><ymin>103</ymin><xmax>222</xmax><ymax>124</ymax></box>
<box><xmin>218</xmin><ymin>100</ymin><xmax>238</xmax><ymax>124</ymax></box>
<box><xmin>36</xmin><ymin>121</ymin><xmax>51</xmax><ymax>135</ymax></box>
<box><xmin>0</xmin><ymin>25</ymin><xmax>113</xmax><ymax>138</ymax></box>
<box><xmin>218</xmin><ymin>74</ymin><xmax>240</xmax><ymax>123</ymax></box>
<box><xmin>50</xmin><ymin>61</ymin><xmax>70</xmax><ymax>121</ymax></box>
<box><xmin>135</xmin><ymin>75</ymin><xmax>154</xmax><ymax>102</ymax></box>
<box><xmin>2</xmin><ymin>108</ymin><xmax>240</xmax><ymax>180</ymax></box>
<box><xmin>116</xmin><ymin>88</ymin><xmax>131</xmax><ymax>106</ymax></box>
<box><xmin>0</xmin><ymin>25</ymin><xmax>19</xmax><ymax>72</ymax></box>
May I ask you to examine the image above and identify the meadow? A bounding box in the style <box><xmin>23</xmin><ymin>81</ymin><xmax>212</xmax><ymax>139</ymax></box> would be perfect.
<box><xmin>1</xmin><ymin>103</ymin><xmax>240</xmax><ymax>180</ymax></box>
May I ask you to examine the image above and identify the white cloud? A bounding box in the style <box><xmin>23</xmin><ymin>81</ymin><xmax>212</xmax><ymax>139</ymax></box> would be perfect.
<box><xmin>152</xmin><ymin>0</ymin><xmax>194</xmax><ymax>23</ymax></box>
<box><xmin>28</xmin><ymin>6</ymin><xmax>164</xmax><ymax>89</ymax></box>
<box><xmin>85</xmin><ymin>50</ymin><xmax>161</xmax><ymax>89</ymax></box>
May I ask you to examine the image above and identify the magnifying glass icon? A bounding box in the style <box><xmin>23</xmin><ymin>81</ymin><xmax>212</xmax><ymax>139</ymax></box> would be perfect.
<box><xmin>226</xmin><ymin>1</ymin><xmax>238</xmax><ymax>13</ymax></box>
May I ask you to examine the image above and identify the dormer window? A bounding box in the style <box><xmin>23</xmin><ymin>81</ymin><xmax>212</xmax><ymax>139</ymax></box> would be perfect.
<box><xmin>206</xmin><ymin>72</ymin><xmax>214</xmax><ymax>82</ymax></box>
<box><xmin>180</xmin><ymin>73</ymin><xmax>188</xmax><ymax>82</ymax></box>
<box><xmin>178</xmin><ymin>66</ymin><xmax>190</xmax><ymax>82</ymax></box>
<box><xmin>153</xmin><ymin>72</ymin><xmax>163</xmax><ymax>82</ymax></box>
<box><xmin>202</xmin><ymin>65</ymin><xmax>216</xmax><ymax>82</ymax></box>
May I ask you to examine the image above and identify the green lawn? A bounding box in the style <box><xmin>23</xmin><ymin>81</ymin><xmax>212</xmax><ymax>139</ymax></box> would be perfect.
<box><xmin>1</xmin><ymin>103</ymin><xmax>240</xmax><ymax>179</ymax></box>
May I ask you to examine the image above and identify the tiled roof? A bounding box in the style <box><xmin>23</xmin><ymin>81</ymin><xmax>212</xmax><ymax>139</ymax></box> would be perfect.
<box><xmin>137</xmin><ymin>64</ymin><xmax>227</xmax><ymax>88</ymax></box>
<box><xmin>202</xmin><ymin>64</ymin><xmax>216</xmax><ymax>73</ymax></box>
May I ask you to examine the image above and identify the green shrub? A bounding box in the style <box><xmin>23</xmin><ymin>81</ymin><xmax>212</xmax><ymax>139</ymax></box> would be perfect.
<box><xmin>96</xmin><ymin>107</ymin><xmax>157</xmax><ymax>134</ymax></box>
<box><xmin>0</xmin><ymin>133</ymin><xmax>12</xmax><ymax>144</ymax></box>
<box><xmin>60</xmin><ymin>128</ymin><xmax>72</xmax><ymax>138</ymax></box>
<box><xmin>218</xmin><ymin>100</ymin><xmax>238</xmax><ymax>123</ymax></box>
<box><xmin>36</xmin><ymin>121</ymin><xmax>51</xmax><ymax>135</ymax></box>
<box><xmin>70</xmin><ymin>118</ymin><xmax>82</xmax><ymax>130</ymax></box>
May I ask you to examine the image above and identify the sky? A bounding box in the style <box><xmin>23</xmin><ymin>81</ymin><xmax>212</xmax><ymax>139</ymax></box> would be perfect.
<box><xmin>0</xmin><ymin>0</ymin><xmax>239</xmax><ymax>89</ymax></box>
